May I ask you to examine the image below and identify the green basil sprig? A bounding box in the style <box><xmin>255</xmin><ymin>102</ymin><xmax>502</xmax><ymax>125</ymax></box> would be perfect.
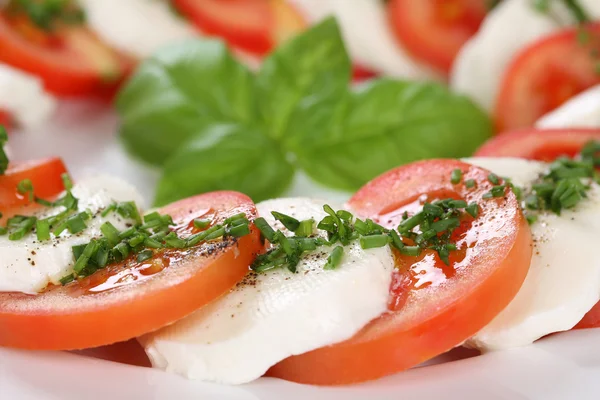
<box><xmin>117</xmin><ymin>18</ymin><xmax>492</xmax><ymax>206</ymax></box>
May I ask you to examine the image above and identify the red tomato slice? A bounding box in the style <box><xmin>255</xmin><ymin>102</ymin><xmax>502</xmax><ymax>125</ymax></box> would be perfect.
<box><xmin>268</xmin><ymin>160</ymin><xmax>532</xmax><ymax>385</ymax></box>
<box><xmin>0</xmin><ymin>191</ymin><xmax>263</xmax><ymax>350</ymax></box>
<box><xmin>352</xmin><ymin>64</ymin><xmax>378</xmax><ymax>82</ymax></box>
<box><xmin>475</xmin><ymin>128</ymin><xmax>600</xmax><ymax>161</ymax></box>
<box><xmin>0</xmin><ymin>110</ymin><xmax>13</xmax><ymax>130</ymax></box>
<box><xmin>0</xmin><ymin>14</ymin><xmax>131</xmax><ymax>97</ymax></box>
<box><xmin>388</xmin><ymin>0</ymin><xmax>487</xmax><ymax>74</ymax></box>
<box><xmin>576</xmin><ymin>302</ymin><xmax>600</xmax><ymax>329</ymax></box>
<box><xmin>0</xmin><ymin>157</ymin><xmax>68</xmax><ymax>211</ymax></box>
<box><xmin>495</xmin><ymin>24</ymin><xmax>600</xmax><ymax>132</ymax></box>
<box><xmin>172</xmin><ymin>0</ymin><xmax>305</xmax><ymax>56</ymax></box>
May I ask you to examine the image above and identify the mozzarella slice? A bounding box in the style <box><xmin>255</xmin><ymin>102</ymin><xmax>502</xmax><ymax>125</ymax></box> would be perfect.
<box><xmin>288</xmin><ymin>0</ymin><xmax>438</xmax><ymax>79</ymax></box>
<box><xmin>140</xmin><ymin>197</ymin><xmax>394</xmax><ymax>384</ymax></box>
<box><xmin>464</xmin><ymin>157</ymin><xmax>600</xmax><ymax>351</ymax></box>
<box><xmin>0</xmin><ymin>175</ymin><xmax>144</xmax><ymax>294</ymax></box>
<box><xmin>536</xmin><ymin>85</ymin><xmax>600</xmax><ymax>129</ymax></box>
<box><xmin>0</xmin><ymin>63</ymin><xmax>55</xmax><ymax>129</ymax></box>
<box><xmin>451</xmin><ymin>0</ymin><xmax>600</xmax><ymax>112</ymax></box>
<box><xmin>80</xmin><ymin>0</ymin><xmax>196</xmax><ymax>59</ymax></box>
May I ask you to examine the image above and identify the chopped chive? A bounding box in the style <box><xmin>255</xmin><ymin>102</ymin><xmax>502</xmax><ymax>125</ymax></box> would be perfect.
<box><xmin>61</xmin><ymin>173</ymin><xmax>73</xmax><ymax>191</ymax></box>
<box><xmin>0</xmin><ymin>125</ymin><xmax>8</xmax><ymax>175</ymax></box>
<box><xmin>324</xmin><ymin>246</ymin><xmax>344</xmax><ymax>270</ymax></box>
<box><xmin>466</xmin><ymin>202</ymin><xmax>479</xmax><ymax>218</ymax></box>
<box><xmin>116</xmin><ymin>201</ymin><xmax>142</xmax><ymax>224</ymax></box>
<box><xmin>164</xmin><ymin>232</ymin><xmax>186</xmax><ymax>248</ymax></box>
<box><xmin>526</xmin><ymin>214</ymin><xmax>538</xmax><ymax>225</ymax></box>
<box><xmin>389</xmin><ymin>230</ymin><xmax>404</xmax><ymax>250</ymax></box>
<box><xmin>59</xmin><ymin>274</ymin><xmax>75</xmax><ymax>285</ymax></box>
<box><xmin>36</xmin><ymin>219</ymin><xmax>50</xmax><ymax>241</ymax></box>
<box><xmin>423</xmin><ymin>203</ymin><xmax>443</xmax><ymax>217</ymax></box>
<box><xmin>9</xmin><ymin>217</ymin><xmax>36</xmax><ymax>240</ymax></box>
<box><xmin>101</xmin><ymin>203</ymin><xmax>116</xmax><ymax>217</ymax></box>
<box><xmin>400</xmin><ymin>246</ymin><xmax>421</xmax><ymax>257</ymax></box>
<box><xmin>193</xmin><ymin>218</ymin><xmax>211</xmax><ymax>230</ymax></box>
<box><xmin>336</xmin><ymin>210</ymin><xmax>353</xmax><ymax>221</ymax></box>
<box><xmin>137</xmin><ymin>250</ymin><xmax>154</xmax><ymax>263</ymax></box>
<box><xmin>359</xmin><ymin>234</ymin><xmax>390</xmax><ymax>249</ymax></box>
<box><xmin>447</xmin><ymin>199</ymin><xmax>468</xmax><ymax>209</ymax></box>
<box><xmin>398</xmin><ymin>212</ymin><xmax>423</xmax><ymax>234</ymax></box>
<box><xmin>66</xmin><ymin>213</ymin><xmax>88</xmax><ymax>234</ymax></box>
<box><xmin>293</xmin><ymin>237</ymin><xmax>317</xmax><ymax>251</ymax></box>
<box><xmin>119</xmin><ymin>226</ymin><xmax>137</xmax><ymax>239</ymax></box>
<box><xmin>73</xmin><ymin>240</ymin><xmax>99</xmax><ymax>273</ymax></box>
<box><xmin>487</xmin><ymin>173</ymin><xmax>500</xmax><ymax>185</ymax></box>
<box><xmin>224</xmin><ymin>213</ymin><xmax>246</xmax><ymax>226</ymax></box>
<box><xmin>128</xmin><ymin>234</ymin><xmax>146</xmax><ymax>248</ymax></box>
<box><xmin>72</xmin><ymin>244</ymin><xmax>87</xmax><ymax>261</ymax></box>
<box><xmin>271</xmin><ymin>211</ymin><xmax>300</xmax><ymax>231</ymax></box>
<box><xmin>204</xmin><ymin>225</ymin><xmax>225</xmax><ymax>240</ymax></box>
<box><xmin>254</xmin><ymin>217</ymin><xmax>276</xmax><ymax>242</ymax></box>
<box><xmin>451</xmin><ymin>169</ymin><xmax>462</xmax><ymax>184</ymax></box>
<box><xmin>294</xmin><ymin>219</ymin><xmax>314</xmax><ymax>237</ymax></box>
<box><xmin>465</xmin><ymin>179</ymin><xmax>476</xmax><ymax>189</ymax></box>
<box><xmin>17</xmin><ymin>179</ymin><xmax>34</xmax><ymax>202</ymax></box>
<box><xmin>229</xmin><ymin>223</ymin><xmax>250</xmax><ymax>238</ymax></box>
<box><xmin>353</xmin><ymin>218</ymin><xmax>369</xmax><ymax>235</ymax></box>
<box><xmin>144</xmin><ymin>237</ymin><xmax>164</xmax><ymax>249</ymax></box>
<box><xmin>100</xmin><ymin>221</ymin><xmax>121</xmax><ymax>246</ymax></box>
<box><xmin>0</xmin><ymin>227</ymin><xmax>7</xmax><ymax>235</ymax></box>
<box><xmin>114</xmin><ymin>242</ymin><xmax>130</xmax><ymax>260</ymax></box>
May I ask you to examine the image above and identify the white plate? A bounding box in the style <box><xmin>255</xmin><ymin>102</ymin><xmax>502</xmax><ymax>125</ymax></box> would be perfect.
<box><xmin>3</xmin><ymin>102</ymin><xmax>600</xmax><ymax>400</ymax></box>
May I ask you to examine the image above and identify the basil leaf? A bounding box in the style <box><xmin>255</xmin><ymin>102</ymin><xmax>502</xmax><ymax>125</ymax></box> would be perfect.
<box><xmin>293</xmin><ymin>79</ymin><xmax>493</xmax><ymax>191</ymax></box>
<box><xmin>117</xmin><ymin>40</ymin><xmax>256</xmax><ymax>165</ymax></box>
<box><xmin>155</xmin><ymin>124</ymin><xmax>294</xmax><ymax>206</ymax></box>
<box><xmin>256</xmin><ymin>17</ymin><xmax>351</xmax><ymax>142</ymax></box>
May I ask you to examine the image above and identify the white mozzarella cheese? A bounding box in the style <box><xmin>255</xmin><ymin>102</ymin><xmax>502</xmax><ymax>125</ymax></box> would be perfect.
<box><xmin>464</xmin><ymin>157</ymin><xmax>600</xmax><ymax>351</ymax></box>
<box><xmin>288</xmin><ymin>0</ymin><xmax>438</xmax><ymax>79</ymax></box>
<box><xmin>80</xmin><ymin>0</ymin><xmax>196</xmax><ymax>59</ymax></box>
<box><xmin>451</xmin><ymin>0</ymin><xmax>600</xmax><ymax>112</ymax></box>
<box><xmin>140</xmin><ymin>197</ymin><xmax>394</xmax><ymax>384</ymax></box>
<box><xmin>0</xmin><ymin>63</ymin><xmax>55</xmax><ymax>130</ymax></box>
<box><xmin>0</xmin><ymin>175</ymin><xmax>144</xmax><ymax>294</ymax></box>
<box><xmin>536</xmin><ymin>85</ymin><xmax>600</xmax><ymax>129</ymax></box>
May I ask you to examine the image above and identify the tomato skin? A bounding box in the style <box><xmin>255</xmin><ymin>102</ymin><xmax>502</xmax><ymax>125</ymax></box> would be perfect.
<box><xmin>0</xmin><ymin>157</ymin><xmax>67</xmax><ymax>210</ymax></box>
<box><xmin>475</xmin><ymin>128</ymin><xmax>600</xmax><ymax>161</ymax></box>
<box><xmin>0</xmin><ymin>15</ymin><xmax>132</xmax><ymax>97</ymax></box>
<box><xmin>388</xmin><ymin>0</ymin><xmax>486</xmax><ymax>74</ymax></box>
<box><xmin>174</xmin><ymin>0</ymin><xmax>305</xmax><ymax>56</ymax></box>
<box><xmin>576</xmin><ymin>301</ymin><xmax>600</xmax><ymax>329</ymax></box>
<box><xmin>0</xmin><ymin>191</ymin><xmax>263</xmax><ymax>350</ymax></box>
<box><xmin>495</xmin><ymin>24</ymin><xmax>600</xmax><ymax>132</ymax></box>
<box><xmin>268</xmin><ymin>160</ymin><xmax>532</xmax><ymax>385</ymax></box>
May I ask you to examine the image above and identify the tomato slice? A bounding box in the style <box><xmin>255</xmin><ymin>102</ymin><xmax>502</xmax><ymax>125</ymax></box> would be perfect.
<box><xmin>0</xmin><ymin>110</ymin><xmax>13</xmax><ymax>130</ymax></box>
<box><xmin>576</xmin><ymin>302</ymin><xmax>600</xmax><ymax>329</ymax></box>
<box><xmin>0</xmin><ymin>14</ymin><xmax>131</xmax><ymax>97</ymax></box>
<box><xmin>475</xmin><ymin>128</ymin><xmax>600</xmax><ymax>161</ymax></box>
<box><xmin>0</xmin><ymin>191</ymin><xmax>262</xmax><ymax>350</ymax></box>
<box><xmin>352</xmin><ymin>64</ymin><xmax>378</xmax><ymax>82</ymax></box>
<box><xmin>268</xmin><ymin>160</ymin><xmax>532</xmax><ymax>384</ymax></box>
<box><xmin>172</xmin><ymin>0</ymin><xmax>305</xmax><ymax>56</ymax></box>
<box><xmin>495</xmin><ymin>24</ymin><xmax>600</xmax><ymax>132</ymax></box>
<box><xmin>388</xmin><ymin>0</ymin><xmax>487</xmax><ymax>74</ymax></box>
<box><xmin>0</xmin><ymin>157</ymin><xmax>68</xmax><ymax>211</ymax></box>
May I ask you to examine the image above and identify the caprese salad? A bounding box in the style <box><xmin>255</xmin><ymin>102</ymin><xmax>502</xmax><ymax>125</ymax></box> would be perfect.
<box><xmin>3</xmin><ymin>116</ymin><xmax>600</xmax><ymax>385</ymax></box>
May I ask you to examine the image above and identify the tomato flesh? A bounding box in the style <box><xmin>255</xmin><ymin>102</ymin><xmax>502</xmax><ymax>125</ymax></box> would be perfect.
<box><xmin>0</xmin><ymin>14</ymin><xmax>131</xmax><ymax>97</ymax></box>
<box><xmin>0</xmin><ymin>157</ymin><xmax>67</xmax><ymax>211</ymax></box>
<box><xmin>495</xmin><ymin>24</ymin><xmax>600</xmax><ymax>132</ymax></box>
<box><xmin>268</xmin><ymin>160</ymin><xmax>532</xmax><ymax>384</ymax></box>
<box><xmin>388</xmin><ymin>0</ymin><xmax>487</xmax><ymax>74</ymax></box>
<box><xmin>475</xmin><ymin>128</ymin><xmax>600</xmax><ymax>161</ymax></box>
<box><xmin>172</xmin><ymin>0</ymin><xmax>305</xmax><ymax>56</ymax></box>
<box><xmin>0</xmin><ymin>191</ymin><xmax>262</xmax><ymax>350</ymax></box>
